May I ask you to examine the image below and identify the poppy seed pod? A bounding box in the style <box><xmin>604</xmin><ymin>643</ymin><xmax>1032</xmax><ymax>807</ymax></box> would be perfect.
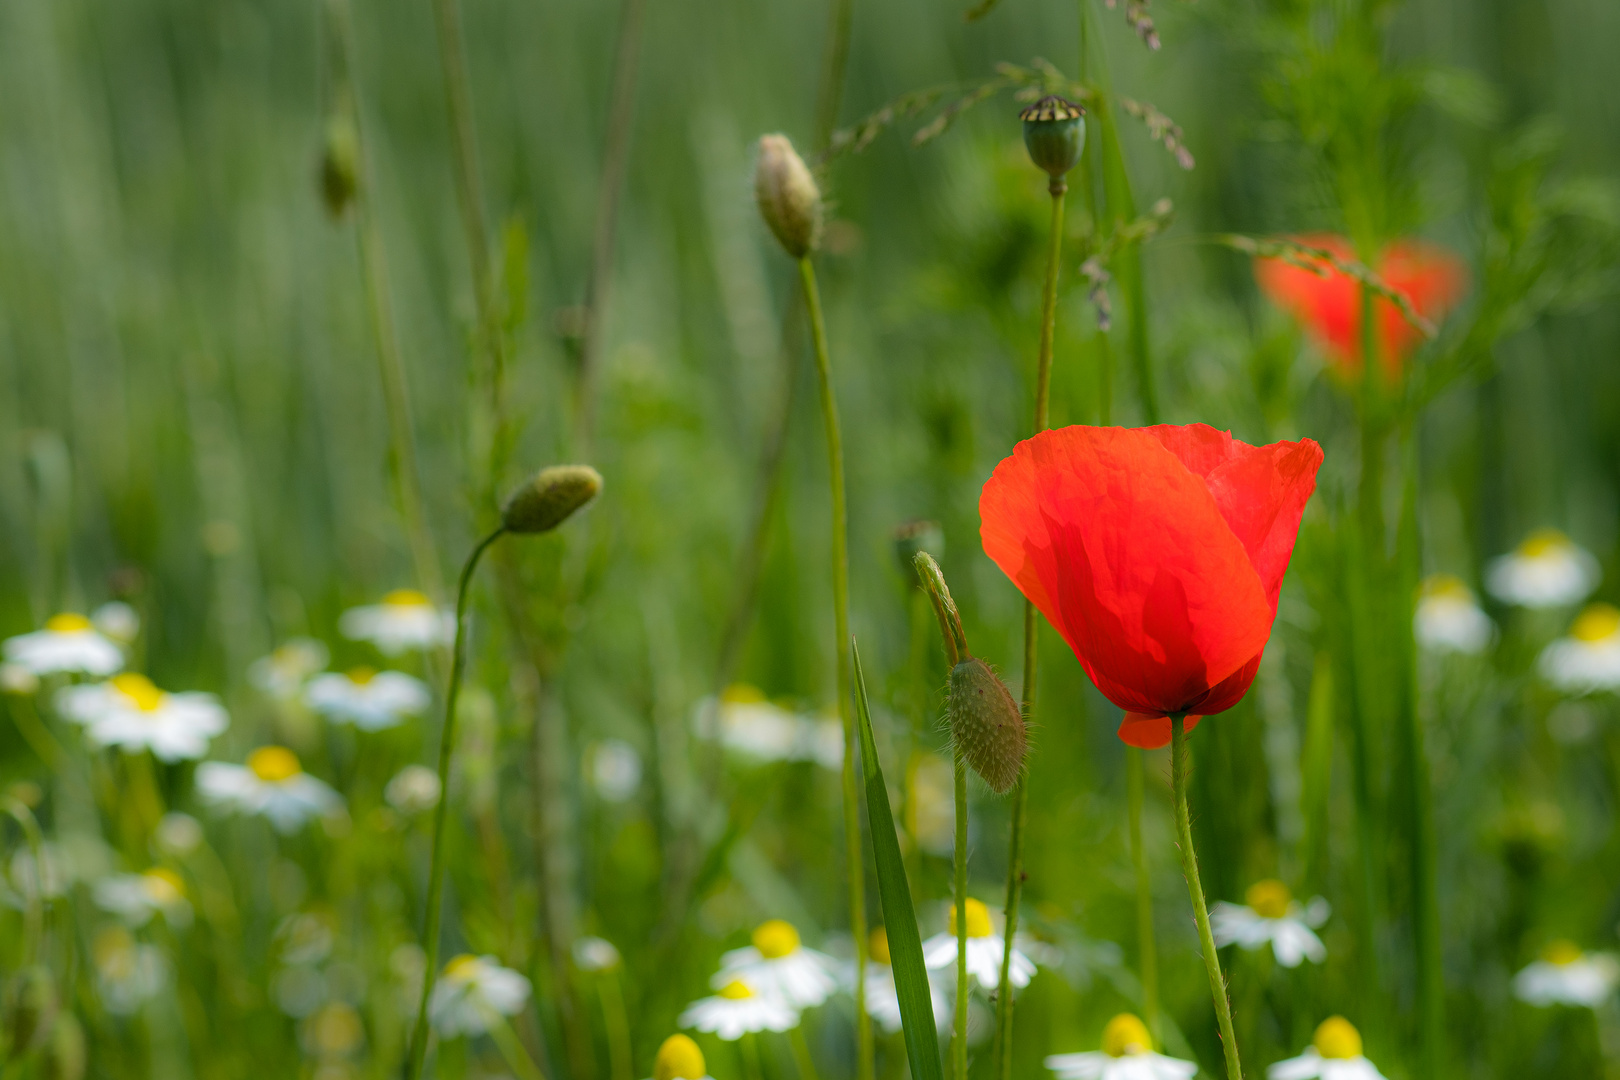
<box><xmin>947</xmin><ymin>656</ymin><xmax>1026</xmax><ymax>794</ymax></box>
<box><xmin>501</xmin><ymin>465</ymin><xmax>603</xmax><ymax>535</ymax></box>
<box><xmin>320</xmin><ymin>114</ymin><xmax>359</xmax><ymax>218</ymax></box>
<box><xmin>1020</xmin><ymin>96</ymin><xmax>1086</xmax><ymax>180</ymax></box>
<box><xmin>754</xmin><ymin>134</ymin><xmax>822</xmax><ymax>259</ymax></box>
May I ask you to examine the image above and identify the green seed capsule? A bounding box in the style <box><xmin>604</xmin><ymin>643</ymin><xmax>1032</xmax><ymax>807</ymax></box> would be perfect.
<box><xmin>1020</xmin><ymin>95</ymin><xmax>1086</xmax><ymax>180</ymax></box>
<box><xmin>501</xmin><ymin>465</ymin><xmax>603</xmax><ymax>535</ymax></box>
<box><xmin>947</xmin><ymin>657</ymin><xmax>1027</xmax><ymax>794</ymax></box>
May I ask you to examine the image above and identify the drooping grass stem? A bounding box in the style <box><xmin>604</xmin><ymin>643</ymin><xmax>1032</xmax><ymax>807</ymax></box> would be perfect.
<box><xmin>1127</xmin><ymin>746</ymin><xmax>1160</xmax><ymax>1037</ymax></box>
<box><xmin>1170</xmin><ymin>715</ymin><xmax>1243</xmax><ymax>1080</ymax></box>
<box><xmin>797</xmin><ymin>256</ymin><xmax>873</xmax><ymax>1080</ymax></box>
<box><xmin>992</xmin><ymin>174</ymin><xmax>1065</xmax><ymax>1080</ymax></box>
<box><xmin>405</xmin><ymin>526</ymin><xmax>506</xmax><ymax>1080</ymax></box>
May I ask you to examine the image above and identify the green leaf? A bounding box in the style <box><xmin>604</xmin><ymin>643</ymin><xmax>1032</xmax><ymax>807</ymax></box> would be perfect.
<box><xmin>851</xmin><ymin>639</ymin><xmax>944</xmax><ymax>1080</ymax></box>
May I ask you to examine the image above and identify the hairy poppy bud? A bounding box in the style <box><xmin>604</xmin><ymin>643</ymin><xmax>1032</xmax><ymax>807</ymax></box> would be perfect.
<box><xmin>947</xmin><ymin>656</ymin><xmax>1026</xmax><ymax>794</ymax></box>
<box><xmin>754</xmin><ymin>134</ymin><xmax>822</xmax><ymax>259</ymax></box>
<box><xmin>1020</xmin><ymin>96</ymin><xmax>1086</xmax><ymax>181</ymax></box>
<box><xmin>501</xmin><ymin>465</ymin><xmax>602</xmax><ymax>535</ymax></box>
<box><xmin>320</xmin><ymin>113</ymin><xmax>359</xmax><ymax>218</ymax></box>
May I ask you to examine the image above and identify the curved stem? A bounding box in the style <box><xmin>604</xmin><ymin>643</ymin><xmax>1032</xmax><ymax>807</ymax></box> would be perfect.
<box><xmin>798</xmin><ymin>256</ymin><xmax>871</xmax><ymax>1079</ymax></box>
<box><xmin>1127</xmin><ymin>747</ymin><xmax>1160</xmax><ymax>1038</ymax></box>
<box><xmin>993</xmin><ymin>177</ymin><xmax>1066</xmax><ymax>1080</ymax></box>
<box><xmin>1170</xmin><ymin>715</ymin><xmax>1243</xmax><ymax>1080</ymax></box>
<box><xmin>953</xmin><ymin>751</ymin><xmax>968</xmax><ymax>1080</ymax></box>
<box><xmin>405</xmin><ymin>527</ymin><xmax>505</xmax><ymax>1080</ymax></box>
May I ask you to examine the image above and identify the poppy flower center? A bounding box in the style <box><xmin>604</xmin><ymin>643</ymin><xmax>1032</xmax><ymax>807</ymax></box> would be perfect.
<box><xmin>654</xmin><ymin>1034</ymin><xmax>708</xmax><ymax>1080</ymax></box>
<box><xmin>46</xmin><ymin>613</ymin><xmax>93</xmax><ymax>634</ymax></box>
<box><xmin>1518</xmin><ymin>529</ymin><xmax>1571</xmax><ymax>559</ymax></box>
<box><xmin>142</xmin><ymin>868</ymin><xmax>184</xmax><ymax>903</ymax></box>
<box><xmin>1312</xmin><ymin>1017</ymin><xmax>1362</xmax><ymax>1060</ymax></box>
<box><xmin>383</xmin><ymin>589</ymin><xmax>432</xmax><ymax>608</ymax></box>
<box><xmin>347</xmin><ymin>666</ymin><xmax>378</xmax><ymax>686</ymax></box>
<box><xmin>248</xmin><ymin>746</ymin><xmax>302</xmax><ymax>782</ymax></box>
<box><xmin>950</xmin><ymin>898</ymin><xmax>994</xmax><ymax>939</ymax></box>
<box><xmin>444</xmin><ymin>953</ymin><xmax>481</xmax><ymax>980</ymax></box>
<box><xmin>718</xmin><ymin>979</ymin><xmax>754</xmax><ymax>1000</ymax></box>
<box><xmin>869</xmin><ymin>927</ymin><xmax>891</xmax><ymax>966</ymax></box>
<box><xmin>752</xmin><ymin>919</ymin><xmax>801</xmax><ymax>959</ymax></box>
<box><xmin>1542</xmin><ymin>940</ymin><xmax>1584</xmax><ymax>966</ymax></box>
<box><xmin>1572</xmin><ymin>604</ymin><xmax>1620</xmax><ymax>644</ymax></box>
<box><xmin>1101</xmin><ymin>1013</ymin><xmax>1152</xmax><ymax>1057</ymax></box>
<box><xmin>111</xmin><ymin>673</ymin><xmax>165</xmax><ymax>713</ymax></box>
<box><xmin>1245</xmin><ymin>879</ymin><xmax>1292</xmax><ymax>919</ymax></box>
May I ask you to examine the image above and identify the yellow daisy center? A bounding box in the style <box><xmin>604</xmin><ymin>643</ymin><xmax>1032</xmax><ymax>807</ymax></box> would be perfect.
<box><xmin>752</xmin><ymin>919</ymin><xmax>801</xmax><ymax>959</ymax></box>
<box><xmin>654</xmin><ymin>1034</ymin><xmax>708</xmax><ymax>1080</ymax></box>
<box><xmin>1101</xmin><ymin>1013</ymin><xmax>1152</xmax><ymax>1057</ymax></box>
<box><xmin>1420</xmin><ymin>574</ymin><xmax>1472</xmax><ymax>602</ymax></box>
<box><xmin>869</xmin><ymin>927</ymin><xmax>892</xmax><ymax>966</ymax></box>
<box><xmin>383</xmin><ymin>589</ymin><xmax>432</xmax><ymax>608</ymax></box>
<box><xmin>949</xmin><ymin>898</ymin><xmax>994</xmax><ymax>939</ymax></box>
<box><xmin>111</xmin><ymin>673</ymin><xmax>165</xmax><ymax>712</ymax></box>
<box><xmin>248</xmin><ymin>746</ymin><xmax>302</xmax><ymax>782</ymax></box>
<box><xmin>718</xmin><ymin>979</ymin><xmax>754</xmax><ymax>1000</ymax></box>
<box><xmin>143</xmin><ymin>868</ymin><xmax>185</xmax><ymax>902</ymax></box>
<box><xmin>1519</xmin><ymin>528</ymin><xmax>1571</xmax><ymax>559</ymax></box>
<box><xmin>444</xmin><ymin>954</ymin><xmax>481</xmax><ymax>979</ymax></box>
<box><xmin>1572</xmin><ymin>604</ymin><xmax>1620</xmax><ymax>644</ymax></box>
<box><xmin>721</xmin><ymin>683</ymin><xmax>767</xmax><ymax>705</ymax></box>
<box><xmin>46</xmin><ymin>613</ymin><xmax>92</xmax><ymax>633</ymax></box>
<box><xmin>347</xmin><ymin>666</ymin><xmax>378</xmax><ymax>685</ymax></box>
<box><xmin>1542</xmin><ymin>939</ymin><xmax>1584</xmax><ymax>966</ymax></box>
<box><xmin>1313</xmin><ymin>1017</ymin><xmax>1363</xmax><ymax>1060</ymax></box>
<box><xmin>1245</xmin><ymin>879</ymin><xmax>1292</xmax><ymax>919</ymax></box>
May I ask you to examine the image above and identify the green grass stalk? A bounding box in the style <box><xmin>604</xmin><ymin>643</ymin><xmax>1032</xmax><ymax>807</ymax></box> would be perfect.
<box><xmin>790</xmin><ymin>1025</ymin><xmax>823</xmax><ymax>1080</ymax></box>
<box><xmin>1170</xmin><ymin>715</ymin><xmax>1243</xmax><ymax>1080</ymax></box>
<box><xmin>798</xmin><ymin>255</ymin><xmax>872</xmax><ymax>1080</ymax></box>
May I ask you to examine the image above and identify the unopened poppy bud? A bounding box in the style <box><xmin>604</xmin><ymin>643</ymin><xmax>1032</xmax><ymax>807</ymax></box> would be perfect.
<box><xmin>501</xmin><ymin>465</ymin><xmax>603</xmax><ymax>535</ymax></box>
<box><xmin>320</xmin><ymin>113</ymin><xmax>359</xmax><ymax>218</ymax></box>
<box><xmin>754</xmin><ymin>134</ymin><xmax>822</xmax><ymax>259</ymax></box>
<box><xmin>947</xmin><ymin>657</ymin><xmax>1026</xmax><ymax>794</ymax></box>
<box><xmin>1020</xmin><ymin>96</ymin><xmax>1086</xmax><ymax>181</ymax></box>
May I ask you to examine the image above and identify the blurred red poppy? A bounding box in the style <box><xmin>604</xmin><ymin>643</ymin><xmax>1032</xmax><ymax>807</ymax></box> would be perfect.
<box><xmin>1253</xmin><ymin>234</ymin><xmax>1467</xmax><ymax>381</ymax></box>
<box><xmin>979</xmin><ymin>424</ymin><xmax>1322</xmax><ymax>748</ymax></box>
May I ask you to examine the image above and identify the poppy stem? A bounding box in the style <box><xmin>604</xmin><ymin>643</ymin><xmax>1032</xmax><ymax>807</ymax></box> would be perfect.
<box><xmin>405</xmin><ymin>526</ymin><xmax>506</xmax><ymax>1080</ymax></box>
<box><xmin>1170</xmin><ymin>715</ymin><xmax>1244</xmax><ymax>1080</ymax></box>
<box><xmin>797</xmin><ymin>255</ymin><xmax>873</xmax><ymax>1080</ymax></box>
<box><xmin>1127</xmin><ymin>746</ymin><xmax>1160</xmax><ymax>1039</ymax></box>
<box><xmin>953</xmin><ymin>748</ymin><xmax>969</xmax><ymax>1080</ymax></box>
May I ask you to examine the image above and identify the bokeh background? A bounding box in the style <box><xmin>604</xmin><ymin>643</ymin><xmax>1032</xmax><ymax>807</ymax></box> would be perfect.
<box><xmin>2</xmin><ymin>0</ymin><xmax>1620</xmax><ymax>1076</ymax></box>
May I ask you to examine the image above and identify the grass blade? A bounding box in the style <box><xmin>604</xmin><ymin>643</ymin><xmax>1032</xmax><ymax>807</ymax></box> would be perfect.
<box><xmin>851</xmin><ymin>638</ymin><xmax>944</xmax><ymax>1080</ymax></box>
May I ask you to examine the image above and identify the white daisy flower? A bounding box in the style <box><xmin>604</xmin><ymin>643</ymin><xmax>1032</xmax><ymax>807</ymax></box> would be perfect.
<box><xmin>1413</xmin><ymin>575</ymin><xmax>1493</xmax><ymax>654</ymax></box>
<box><xmin>384</xmin><ymin>765</ymin><xmax>442</xmax><ymax>815</ymax></box>
<box><xmin>92</xmin><ymin>925</ymin><xmax>168</xmax><ymax>1015</ymax></box>
<box><xmin>196</xmin><ymin>747</ymin><xmax>342</xmax><ymax>833</ymax></box>
<box><xmin>58</xmin><ymin>674</ymin><xmax>228</xmax><ymax>762</ymax></box>
<box><xmin>1211</xmin><ymin>879</ymin><xmax>1329</xmax><ymax>968</ymax></box>
<box><xmin>305</xmin><ymin>668</ymin><xmax>430</xmax><ymax>730</ymax></box>
<box><xmin>1045</xmin><ymin>1012</ymin><xmax>1197</xmax><ymax>1080</ymax></box>
<box><xmin>3</xmin><ymin>613</ymin><xmax>123</xmax><ymax>677</ymax></box>
<box><xmin>697</xmin><ymin>686</ymin><xmax>843</xmax><ymax>769</ymax></box>
<box><xmin>587</xmin><ymin>739</ymin><xmax>643</xmax><ymax>803</ymax></box>
<box><xmin>864</xmin><ymin>927</ymin><xmax>950</xmax><ymax>1035</ymax></box>
<box><xmin>93</xmin><ymin>869</ymin><xmax>191</xmax><ymax>927</ymax></box>
<box><xmin>922</xmin><ymin>898</ymin><xmax>1037</xmax><ymax>991</ymax></box>
<box><xmin>154</xmin><ymin>812</ymin><xmax>205</xmax><ymax>857</ymax></box>
<box><xmin>679</xmin><ymin>975</ymin><xmax>799</xmax><ymax>1041</ymax></box>
<box><xmin>0</xmin><ymin>662</ymin><xmax>40</xmax><ymax>696</ymax></box>
<box><xmin>715</xmin><ymin>919</ymin><xmax>840</xmax><ymax>1009</ymax></box>
<box><xmin>1513</xmin><ymin>940</ymin><xmax>1620</xmax><ymax>1007</ymax></box>
<box><xmin>91</xmin><ymin>602</ymin><xmax>141</xmax><ymax>644</ymax></box>
<box><xmin>574</xmin><ymin>936</ymin><xmax>623</xmax><ymax>973</ymax></box>
<box><xmin>339</xmin><ymin>590</ymin><xmax>454</xmax><ymax>655</ymax></box>
<box><xmin>428</xmin><ymin>954</ymin><xmax>532</xmax><ymax>1036</ymax></box>
<box><xmin>1268</xmin><ymin>1017</ymin><xmax>1386</xmax><ymax>1080</ymax></box>
<box><xmin>647</xmin><ymin>1034</ymin><xmax>714</xmax><ymax>1080</ymax></box>
<box><xmin>1539</xmin><ymin>604</ymin><xmax>1620</xmax><ymax>694</ymax></box>
<box><xmin>248</xmin><ymin>639</ymin><xmax>330</xmax><ymax>699</ymax></box>
<box><xmin>1486</xmin><ymin>529</ymin><xmax>1600</xmax><ymax>609</ymax></box>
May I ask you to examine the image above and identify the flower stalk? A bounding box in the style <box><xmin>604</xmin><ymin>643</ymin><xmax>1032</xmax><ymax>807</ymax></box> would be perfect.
<box><xmin>1127</xmin><ymin>746</ymin><xmax>1159</xmax><ymax>1037</ymax></box>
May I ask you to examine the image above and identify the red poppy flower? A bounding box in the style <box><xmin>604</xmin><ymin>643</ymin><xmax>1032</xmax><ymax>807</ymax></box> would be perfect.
<box><xmin>1253</xmin><ymin>234</ymin><xmax>1467</xmax><ymax>381</ymax></box>
<box><xmin>979</xmin><ymin>424</ymin><xmax>1322</xmax><ymax>748</ymax></box>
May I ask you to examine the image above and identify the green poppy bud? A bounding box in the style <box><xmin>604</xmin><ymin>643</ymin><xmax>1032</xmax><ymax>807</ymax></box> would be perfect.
<box><xmin>501</xmin><ymin>465</ymin><xmax>603</xmax><ymax>535</ymax></box>
<box><xmin>1020</xmin><ymin>96</ymin><xmax>1086</xmax><ymax>180</ymax></box>
<box><xmin>320</xmin><ymin>113</ymin><xmax>359</xmax><ymax>218</ymax></box>
<box><xmin>754</xmin><ymin>134</ymin><xmax>822</xmax><ymax>259</ymax></box>
<box><xmin>948</xmin><ymin>657</ymin><xmax>1026</xmax><ymax>794</ymax></box>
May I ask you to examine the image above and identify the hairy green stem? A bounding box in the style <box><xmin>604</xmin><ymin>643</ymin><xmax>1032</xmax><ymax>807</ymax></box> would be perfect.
<box><xmin>405</xmin><ymin>527</ymin><xmax>505</xmax><ymax>1080</ymax></box>
<box><xmin>1127</xmin><ymin>746</ymin><xmax>1159</xmax><ymax>1038</ymax></box>
<box><xmin>1170</xmin><ymin>716</ymin><xmax>1243</xmax><ymax>1080</ymax></box>
<box><xmin>798</xmin><ymin>256</ymin><xmax>872</xmax><ymax>1078</ymax></box>
<box><xmin>953</xmin><ymin>750</ymin><xmax>969</xmax><ymax>1080</ymax></box>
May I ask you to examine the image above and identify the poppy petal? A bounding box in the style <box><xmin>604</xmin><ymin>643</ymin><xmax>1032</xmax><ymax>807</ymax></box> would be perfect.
<box><xmin>1118</xmin><ymin>712</ymin><xmax>1203</xmax><ymax>750</ymax></box>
